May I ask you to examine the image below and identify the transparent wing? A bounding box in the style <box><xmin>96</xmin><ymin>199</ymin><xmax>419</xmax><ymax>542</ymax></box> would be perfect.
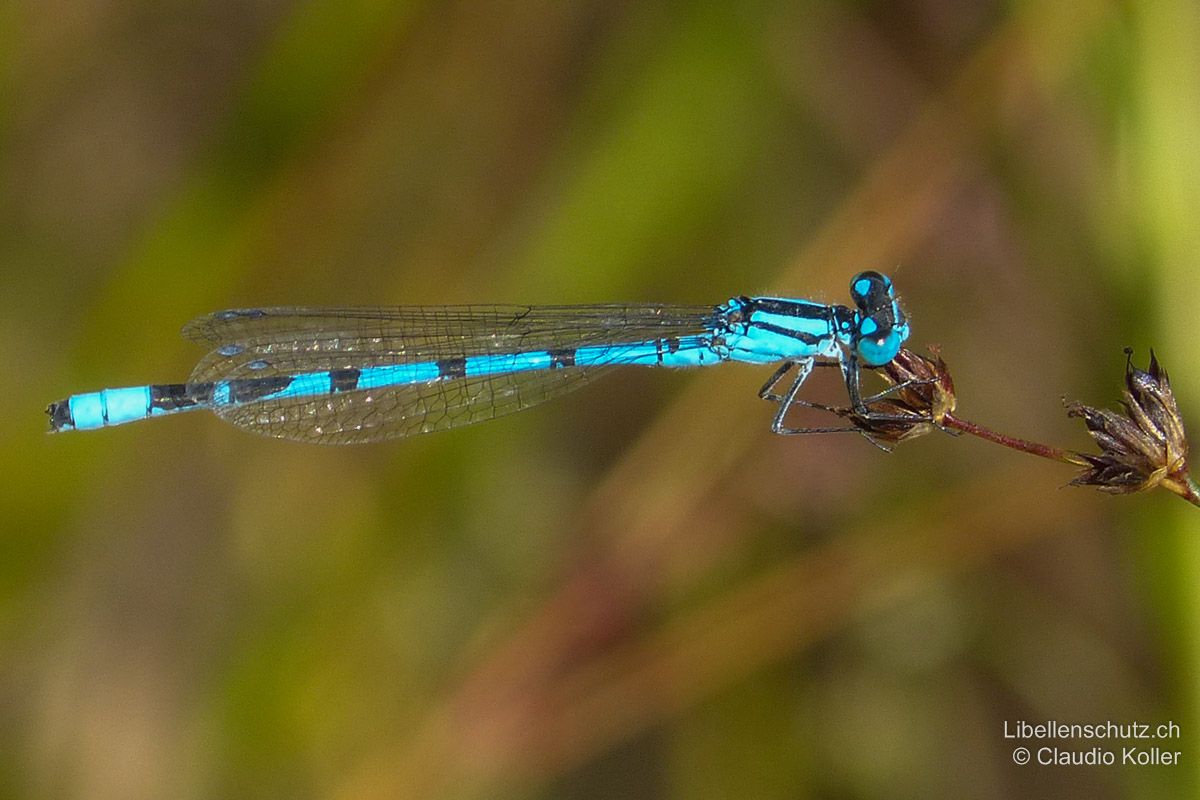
<box><xmin>183</xmin><ymin>304</ymin><xmax>718</xmax><ymax>445</ymax></box>
<box><xmin>184</xmin><ymin>304</ymin><xmax>716</xmax><ymax>380</ymax></box>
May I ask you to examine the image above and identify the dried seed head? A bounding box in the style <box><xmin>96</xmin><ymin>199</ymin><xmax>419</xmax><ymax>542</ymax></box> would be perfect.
<box><xmin>1065</xmin><ymin>349</ymin><xmax>1190</xmax><ymax>495</ymax></box>
<box><xmin>847</xmin><ymin>346</ymin><xmax>958</xmax><ymax>445</ymax></box>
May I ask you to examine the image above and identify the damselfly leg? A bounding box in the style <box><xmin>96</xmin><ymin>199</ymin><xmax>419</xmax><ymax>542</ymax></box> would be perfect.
<box><xmin>758</xmin><ymin>356</ymin><xmax>937</xmax><ymax>437</ymax></box>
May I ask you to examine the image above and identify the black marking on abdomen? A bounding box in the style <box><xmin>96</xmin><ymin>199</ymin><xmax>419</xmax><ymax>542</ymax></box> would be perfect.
<box><xmin>150</xmin><ymin>382</ymin><xmax>215</xmax><ymax>411</ymax></box>
<box><xmin>227</xmin><ymin>376</ymin><xmax>293</xmax><ymax>403</ymax></box>
<box><xmin>331</xmin><ymin>368</ymin><xmax>361</xmax><ymax>392</ymax></box>
<box><xmin>438</xmin><ymin>357</ymin><xmax>468</xmax><ymax>379</ymax></box>
<box><xmin>47</xmin><ymin>401</ymin><xmax>73</xmax><ymax>430</ymax></box>
<box><xmin>549</xmin><ymin>349</ymin><xmax>576</xmax><ymax>368</ymax></box>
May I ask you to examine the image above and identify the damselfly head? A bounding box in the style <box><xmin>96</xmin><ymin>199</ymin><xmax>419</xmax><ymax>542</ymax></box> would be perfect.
<box><xmin>849</xmin><ymin>271</ymin><xmax>909</xmax><ymax>367</ymax></box>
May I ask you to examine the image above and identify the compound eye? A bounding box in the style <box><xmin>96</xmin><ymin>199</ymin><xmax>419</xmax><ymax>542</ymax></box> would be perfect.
<box><xmin>849</xmin><ymin>271</ymin><xmax>892</xmax><ymax>312</ymax></box>
<box><xmin>856</xmin><ymin>325</ymin><xmax>904</xmax><ymax>367</ymax></box>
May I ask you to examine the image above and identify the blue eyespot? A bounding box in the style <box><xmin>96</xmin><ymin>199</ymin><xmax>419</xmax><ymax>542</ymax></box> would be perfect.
<box><xmin>849</xmin><ymin>271</ymin><xmax>893</xmax><ymax>311</ymax></box>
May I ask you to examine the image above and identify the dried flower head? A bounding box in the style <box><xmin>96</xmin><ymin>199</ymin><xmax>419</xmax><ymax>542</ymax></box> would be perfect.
<box><xmin>844</xmin><ymin>346</ymin><xmax>958</xmax><ymax>445</ymax></box>
<box><xmin>1065</xmin><ymin>349</ymin><xmax>1192</xmax><ymax>498</ymax></box>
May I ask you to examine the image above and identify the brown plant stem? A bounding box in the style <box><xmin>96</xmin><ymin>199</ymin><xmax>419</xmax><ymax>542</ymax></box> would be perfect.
<box><xmin>942</xmin><ymin>413</ymin><xmax>1088</xmax><ymax>466</ymax></box>
<box><xmin>941</xmin><ymin>413</ymin><xmax>1200</xmax><ymax>508</ymax></box>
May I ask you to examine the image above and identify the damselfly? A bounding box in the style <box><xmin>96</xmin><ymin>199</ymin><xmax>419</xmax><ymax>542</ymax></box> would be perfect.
<box><xmin>47</xmin><ymin>272</ymin><xmax>917</xmax><ymax>445</ymax></box>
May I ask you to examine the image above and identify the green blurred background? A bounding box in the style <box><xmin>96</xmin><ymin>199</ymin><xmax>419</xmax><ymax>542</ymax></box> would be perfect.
<box><xmin>4</xmin><ymin>0</ymin><xmax>1200</xmax><ymax>797</ymax></box>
